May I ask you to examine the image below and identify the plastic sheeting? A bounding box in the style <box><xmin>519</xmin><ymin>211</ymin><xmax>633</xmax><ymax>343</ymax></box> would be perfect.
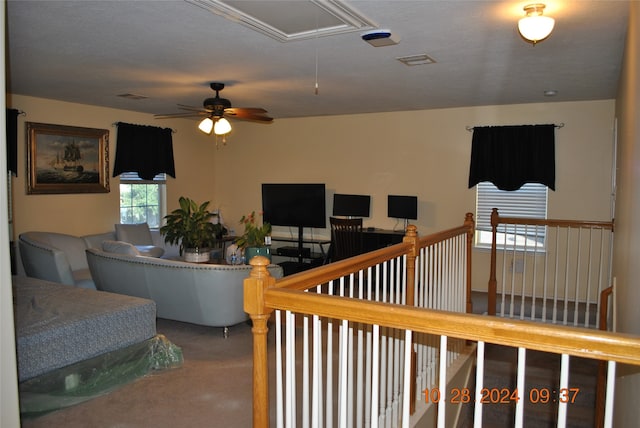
<box><xmin>19</xmin><ymin>334</ymin><xmax>183</xmax><ymax>418</ymax></box>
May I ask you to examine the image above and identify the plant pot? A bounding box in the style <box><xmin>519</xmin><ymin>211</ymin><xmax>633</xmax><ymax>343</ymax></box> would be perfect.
<box><xmin>184</xmin><ymin>247</ymin><xmax>210</xmax><ymax>263</ymax></box>
<box><xmin>244</xmin><ymin>246</ymin><xmax>271</xmax><ymax>264</ymax></box>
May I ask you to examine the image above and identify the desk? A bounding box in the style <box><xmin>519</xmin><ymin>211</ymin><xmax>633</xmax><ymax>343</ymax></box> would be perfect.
<box><xmin>362</xmin><ymin>228</ymin><xmax>405</xmax><ymax>252</ymax></box>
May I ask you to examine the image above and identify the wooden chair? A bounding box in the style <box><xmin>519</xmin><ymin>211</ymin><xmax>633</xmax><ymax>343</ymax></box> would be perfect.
<box><xmin>329</xmin><ymin>217</ymin><xmax>364</xmax><ymax>262</ymax></box>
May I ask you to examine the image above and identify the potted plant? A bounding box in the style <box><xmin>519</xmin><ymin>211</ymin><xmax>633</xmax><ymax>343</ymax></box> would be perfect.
<box><xmin>160</xmin><ymin>196</ymin><xmax>224</xmax><ymax>262</ymax></box>
<box><xmin>235</xmin><ymin>211</ymin><xmax>272</xmax><ymax>263</ymax></box>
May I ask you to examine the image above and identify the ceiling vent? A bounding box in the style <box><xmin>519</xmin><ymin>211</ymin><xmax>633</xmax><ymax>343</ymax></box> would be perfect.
<box><xmin>396</xmin><ymin>54</ymin><xmax>437</xmax><ymax>66</ymax></box>
<box><xmin>187</xmin><ymin>0</ymin><xmax>377</xmax><ymax>42</ymax></box>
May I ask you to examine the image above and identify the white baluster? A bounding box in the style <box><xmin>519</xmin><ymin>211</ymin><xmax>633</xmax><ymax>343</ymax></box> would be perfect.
<box><xmin>276</xmin><ymin>310</ymin><xmax>284</xmax><ymax>428</ymax></box>
<box><xmin>604</xmin><ymin>361</ymin><xmax>616</xmax><ymax>428</ymax></box>
<box><xmin>515</xmin><ymin>347</ymin><xmax>526</xmax><ymax>428</ymax></box>
<box><xmin>556</xmin><ymin>353</ymin><xmax>569</xmax><ymax>428</ymax></box>
<box><xmin>473</xmin><ymin>341</ymin><xmax>485</xmax><ymax>428</ymax></box>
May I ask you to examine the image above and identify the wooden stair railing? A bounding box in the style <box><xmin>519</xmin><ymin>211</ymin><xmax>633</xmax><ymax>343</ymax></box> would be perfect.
<box><xmin>488</xmin><ymin>207</ymin><xmax>614</xmax><ymax>323</ymax></box>
<box><xmin>246</xmin><ymin>262</ymin><xmax>640</xmax><ymax>427</ymax></box>
<box><xmin>244</xmin><ymin>215</ymin><xmax>475</xmax><ymax>427</ymax></box>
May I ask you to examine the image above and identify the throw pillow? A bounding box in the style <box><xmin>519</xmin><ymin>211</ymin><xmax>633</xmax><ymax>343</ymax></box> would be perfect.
<box><xmin>102</xmin><ymin>240</ymin><xmax>141</xmax><ymax>256</ymax></box>
<box><xmin>115</xmin><ymin>223</ymin><xmax>153</xmax><ymax>245</ymax></box>
<box><xmin>135</xmin><ymin>245</ymin><xmax>165</xmax><ymax>258</ymax></box>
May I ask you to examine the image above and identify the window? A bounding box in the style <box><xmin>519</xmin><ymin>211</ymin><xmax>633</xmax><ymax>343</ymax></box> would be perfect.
<box><xmin>119</xmin><ymin>172</ymin><xmax>166</xmax><ymax>228</ymax></box>
<box><xmin>475</xmin><ymin>182</ymin><xmax>548</xmax><ymax>249</ymax></box>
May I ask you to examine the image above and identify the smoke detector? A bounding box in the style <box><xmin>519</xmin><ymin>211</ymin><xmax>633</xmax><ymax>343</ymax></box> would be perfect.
<box><xmin>361</xmin><ymin>29</ymin><xmax>400</xmax><ymax>47</ymax></box>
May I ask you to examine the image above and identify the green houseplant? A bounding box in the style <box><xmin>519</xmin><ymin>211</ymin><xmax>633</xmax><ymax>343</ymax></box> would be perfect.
<box><xmin>160</xmin><ymin>196</ymin><xmax>225</xmax><ymax>262</ymax></box>
<box><xmin>235</xmin><ymin>211</ymin><xmax>272</xmax><ymax>263</ymax></box>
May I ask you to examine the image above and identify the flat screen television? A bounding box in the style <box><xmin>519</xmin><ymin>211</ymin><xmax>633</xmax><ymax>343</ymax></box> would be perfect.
<box><xmin>262</xmin><ymin>183</ymin><xmax>326</xmax><ymax>229</ymax></box>
<box><xmin>332</xmin><ymin>193</ymin><xmax>371</xmax><ymax>217</ymax></box>
<box><xmin>387</xmin><ymin>195</ymin><xmax>418</xmax><ymax>220</ymax></box>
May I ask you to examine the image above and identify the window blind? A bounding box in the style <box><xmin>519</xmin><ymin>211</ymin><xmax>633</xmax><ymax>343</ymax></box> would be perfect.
<box><xmin>476</xmin><ymin>182</ymin><xmax>548</xmax><ymax>233</ymax></box>
<box><xmin>119</xmin><ymin>171</ymin><xmax>166</xmax><ymax>184</ymax></box>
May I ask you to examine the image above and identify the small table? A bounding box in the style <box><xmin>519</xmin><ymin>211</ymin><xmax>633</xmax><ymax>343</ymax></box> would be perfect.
<box><xmin>214</xmin><ymin>235</ymin><xmax>237</xmax><ymax>255</ymax></box>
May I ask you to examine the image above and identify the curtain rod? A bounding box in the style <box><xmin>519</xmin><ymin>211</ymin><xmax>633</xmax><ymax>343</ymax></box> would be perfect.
<box><xmin>112</xmin><ymin>122</ymin><xmax>176</xmax><ymax>133</ymax></box>
<box><xmin>465</xmin><ymin>123</ymin><xmax>564</xmax><ymax>132</ymax></box>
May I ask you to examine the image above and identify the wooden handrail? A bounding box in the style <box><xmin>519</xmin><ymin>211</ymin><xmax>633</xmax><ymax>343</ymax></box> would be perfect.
<box><xmin>487</xmin><ymin>208</ymin><xmax>614</xmax><ymax>316</ymax></box>
<box><xmin>273</xmin><ymin>242</ymin><xmax>413</xmax><ymax>291</ymax></box>
<box><xmin>263</xmin><ymin>288</ymin><xmax>640</xmax><ymax>366</ymax></box>
<box><xmin>272</xmin><ymin>218</ymin><xmax>476</xmax><ymax>293</ymax></box>
<box><xmin>244</xmin><ymin>214</ymin><xmax>476</xmax><ymax>426</ymax></box>
<box><xmin>491</xmin><ymin>214</ymin><xmax>614</xmax><ymax>231</ymax></box>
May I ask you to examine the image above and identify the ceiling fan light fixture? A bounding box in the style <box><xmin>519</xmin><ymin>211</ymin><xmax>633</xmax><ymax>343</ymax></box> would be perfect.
<box><xmin>518</xmin><ymin>3</ymin><xmax>555</xmax><ymax>45</ymax></box>
<box><xmin>198</xmin><ymin>117</ymin><xmax>214</xmax><ymax>134</ymax></box>
<box><xmin>214</xmin><ymin>117</ymin><xmax>232</xmax><ymax>135</ymax></box>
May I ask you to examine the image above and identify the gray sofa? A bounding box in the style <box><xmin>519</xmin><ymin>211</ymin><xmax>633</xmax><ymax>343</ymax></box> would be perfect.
<box><xmin>18</xmin><ymin>227</ymin><xmax>176</xmax><ymax>289</ymax></box>
<box><xmin>86</xmin><ymin>248</ymin><xmax>283</xmax><ymax>334</ymax></box>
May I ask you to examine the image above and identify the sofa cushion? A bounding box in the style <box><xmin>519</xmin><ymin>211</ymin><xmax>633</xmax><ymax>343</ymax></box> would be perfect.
<box><xmin>115</xmin><ymin>223</ymin><xmax>153</xmax><ymax>246</ymax></box>
<box><xmin>134</xmin><ymin>245</ymin><xmax>165</xmax><ymax>258</ymax></box>
<box><xmin>102</xmin><ymin>240</ymin><xmax>141</xmax><ymax>256</ymax></box>
<box><xmin>72</xmin><ymin>268</ymin><xmax>97</xmax><ymax>289</ymax></box>
<box><xmin>83</xmin><ymin>232</ymin><xmax>116</xmax><ymax>249</ymax></box>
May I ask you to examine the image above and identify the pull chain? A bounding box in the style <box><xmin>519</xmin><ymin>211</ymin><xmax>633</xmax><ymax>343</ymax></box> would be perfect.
<box><xmin>314</xmin><ymin>12</ymin><xmax>319</xmax><ymax>95</ymax></box>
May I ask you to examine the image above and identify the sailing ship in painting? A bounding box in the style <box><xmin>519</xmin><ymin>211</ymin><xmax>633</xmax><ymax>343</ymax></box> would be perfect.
<box><xmin>37</xmin><ymin>137</ymin><xmax>99</xmax><ymax>185</ymax></box>
<box><xmin>49</xmin><ymin>140</ymin><xmax>84</xmax><ymax>172</ymax></box>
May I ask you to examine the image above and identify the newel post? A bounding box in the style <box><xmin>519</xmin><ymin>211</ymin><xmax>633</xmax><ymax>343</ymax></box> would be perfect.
<box><xmin>403</xmin><ymin>224</ymin><xmax>419</xmax><ymax>307</ymax></box>
<box><xmin>488</xmin><ymin>208</ymin><xmax>499</xmax><ymax>316</ymax></box>
<box><xmin>244</xmin><ymin>256</ymin><xmax>276</xmax><ymax>428</ymax></box>
<box><xmin>403</xmin><ymin>224</ymin><xmax>419</xmax><ymax>414</ymax></box>
<box><xmin>464</xmin><ymin>213</ymin><xmax>475</xmax><ymax>314</ymax></box>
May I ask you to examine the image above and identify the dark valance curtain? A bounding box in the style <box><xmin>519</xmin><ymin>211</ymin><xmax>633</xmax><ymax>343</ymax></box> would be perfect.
<box><xmin>6</xmin><ymin>109</ymin><xmax>19</xmax><ymax>176</ymax></box>
<box><xmin>113</xmin><ymin>122</ymin><xmax>175</xmax><ymax>180</ymax></box>
<box><xmin>468</xmin><ymin>124</ymin><xmax>556</xmax><ymax>191</ymax></box>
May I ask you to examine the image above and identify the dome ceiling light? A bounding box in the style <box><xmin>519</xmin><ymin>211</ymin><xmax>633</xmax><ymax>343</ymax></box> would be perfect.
<box><xmin>518</xmin><ymin>3</ymin><xmax>555</xmax><ymax>45</ymax></box>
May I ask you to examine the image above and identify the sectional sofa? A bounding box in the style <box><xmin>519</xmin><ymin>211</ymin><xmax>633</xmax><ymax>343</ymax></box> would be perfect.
<box><xmin>18</xmin><ymin>225</ymin><xmax>177</xmax><ymax>289</ymax></box>
<box><xmin>86</xmin><ymin>248</ymin><xmax>283</xmax><ymax>334</ymax></box>
<box><xmin>18</xmin><ymin>225</ymin><xmax>283</xmax><ymax>335</ymax></box>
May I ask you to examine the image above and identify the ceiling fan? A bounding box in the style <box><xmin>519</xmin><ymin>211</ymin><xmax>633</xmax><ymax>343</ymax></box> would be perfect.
<box><xmin>155</xmin><ymin>82</ymin><xmax>273</xmax><ymax>136</ymax></box>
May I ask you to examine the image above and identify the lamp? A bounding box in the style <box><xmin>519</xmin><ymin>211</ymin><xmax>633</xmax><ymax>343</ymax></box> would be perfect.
<box><xmin>198</xmin><ymin>116</ymin><xmax>232</xmax><ymax>137</ymax></box>
<box><xmin>518</xmin><ymin>3</ymin><xmax>555</xmax><ymax>45</ymax></box>
<box><xmin>213</xmin><ymin>117</ymin><xmax>232</xmax><ymax>135</ymax></box>
<box><xmin>198</xmin><ymin>117</ymin><xmax>214</xmax><ymax>134</ymax></box>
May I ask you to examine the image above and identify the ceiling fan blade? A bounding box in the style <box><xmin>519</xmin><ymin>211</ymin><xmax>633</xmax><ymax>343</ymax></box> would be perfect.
<box><xmin>225</xmin><ymin>107</ymin><xmax>268</xmax><ymax>114</ymax></box>
<box><xmin>225</xmin><ymin>108</ymin><xmax>273</xmax><ymax>122</ymax></box>
<box><xmin>177</xmin><ymin>104</ymin><xmax>210</xmax><ymax>113</ymax></box>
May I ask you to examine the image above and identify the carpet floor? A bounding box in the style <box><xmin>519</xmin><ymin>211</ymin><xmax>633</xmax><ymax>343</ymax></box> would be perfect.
<box><xmin>21</xmin><ymin>318</ymin><xmax>262</xmax><ymax>428</ymax></box>
<box><xmin>19</xmin><ymin>294</ymin><xmax>602</xmax><ymax>428</ymax></box>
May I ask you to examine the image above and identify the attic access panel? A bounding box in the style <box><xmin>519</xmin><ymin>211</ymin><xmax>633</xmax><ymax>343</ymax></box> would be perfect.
<box><xmin>187</xmin><ymin>0</ymin><xmax>377</xmax><ymax>41</ymax></box>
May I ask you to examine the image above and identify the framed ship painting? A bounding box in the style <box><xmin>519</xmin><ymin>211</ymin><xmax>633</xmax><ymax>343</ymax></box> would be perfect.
<box><xmin>26</xmin><ymin>122</ymin><xmax>110</xmax><ymax>194</ymax></box>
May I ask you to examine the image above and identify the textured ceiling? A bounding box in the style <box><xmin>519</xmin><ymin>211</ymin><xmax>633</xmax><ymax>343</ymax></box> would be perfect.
<box><xmin>6</xmin><ymin>1</ymin><xmax>630</xmax><ymax>121</ymax></box>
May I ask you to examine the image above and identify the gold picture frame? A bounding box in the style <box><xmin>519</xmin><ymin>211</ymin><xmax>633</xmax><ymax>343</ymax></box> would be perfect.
<box><xmin>27</xmin><ymin>122</ymin><xmax>110</xmax><ymax>194</ymax></box>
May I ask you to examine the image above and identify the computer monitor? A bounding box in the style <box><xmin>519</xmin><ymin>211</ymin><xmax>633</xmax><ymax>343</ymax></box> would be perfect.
<box><xmin>332</xmin><ymin>193</ymin><xmax>371</xmax><ymax>218</ymax></box>
<box><xmin>388</xmin><ymin>195</ymin><xmax>417</xmax><ymax>229</ymax></box>
<box><xmin>262</xmin><ymin>183</ymin><xmax>326</xmax><ymax>228</ymax></box>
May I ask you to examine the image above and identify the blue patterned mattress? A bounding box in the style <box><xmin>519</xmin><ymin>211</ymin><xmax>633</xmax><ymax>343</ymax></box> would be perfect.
<box><xmin>13</xmin><ymin>276</ymin><xmax>157</xmax><ymax>382</ymax></box>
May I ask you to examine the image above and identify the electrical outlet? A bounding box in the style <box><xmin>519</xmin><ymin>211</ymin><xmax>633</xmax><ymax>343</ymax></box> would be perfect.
<box><xmin>512</xmin><ymin>258</ymin><xmax>524</xmax><ymax>273</ymax></box>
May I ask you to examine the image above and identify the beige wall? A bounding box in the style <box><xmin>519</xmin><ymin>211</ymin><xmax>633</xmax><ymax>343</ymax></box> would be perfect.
<box><xmin>8</xmin><ymin>94</ymin><xmax>219</xmax><ymax>237</ymax></box>
<box><xmin>9</xmin><ymin>95</ymin><xmax>616</xmax><ymax>291</ymax></box>
<box><xmin>214</xmin><ymin>100</ymin><xmax>616</xmax><ymax>290</ymax></box>
<box><xmin>613</xmin><ymin>1</ymin><xmax>640</xmax><ymax>425</ymax></box>
<box><xmin>216</xmin><ymin>101</ymin><xmax>615</xmax><ymax>238</ymax></box>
